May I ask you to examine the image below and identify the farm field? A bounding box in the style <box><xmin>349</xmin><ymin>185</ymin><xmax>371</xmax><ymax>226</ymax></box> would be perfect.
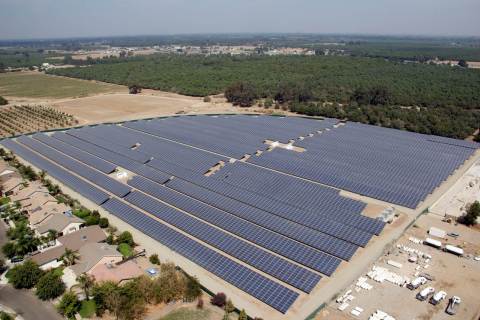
<box><xmin>0</xmin><ymin>72</ymin><xmax>123</xmax><ymax>99</ymax></box>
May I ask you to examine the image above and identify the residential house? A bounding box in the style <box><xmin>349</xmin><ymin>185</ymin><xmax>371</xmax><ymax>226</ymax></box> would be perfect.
<box><xmin>70</xmin><ymin>243</ymin><xmax>123</xmax><ymax>277</ymax></box>
<box><xmin>89</xmin><ymin>260</ymin><xmax>144</xmax><ymax>284</ymax></box>
<box><xmin>28</xmin><ymin>202</ymin><xmax>69</xmax><ymax>225</ymax></box>
<box><xmin>35</xmin><ymin>212</ymin><xmax>84</xmax><ymax>237</ymax></box>
<box><xmin>30</xmin><ymin>225</ymin><xmax>106</xmax><ymax>270</ymax></box>
<box><xmin>1</xmin><ymin>176</ymin><xmax>24</xmax><ymax>196</ymax></box>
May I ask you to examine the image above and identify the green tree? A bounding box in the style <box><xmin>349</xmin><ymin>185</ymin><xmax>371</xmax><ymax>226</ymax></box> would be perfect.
<box><xmin>239</xmin><ymin>309</ymin><xmax>248</xmax><ymax>320</ymax></box>
<box><xmin>460</xmin><ymin>201</ymin><xmax>480</xmax><ymax>226</ymax></box>
<box><xmin>2</xmin><ymin>242</ymin><xmax>16</xmax><ymax>259</ymax></box>
<box><xmin>36</xmin><ymin>271</ymin><xmax>66</xmax><ymax>300</ymax></box>
<box><xmin>61</xmin><ymin>248</ymin><xmax>79</xmax><ymax>266</ymax></box>
<box><xmin>57</xmin><ymin>292</ymin><xmax>80</xmax><ymax>319</ymax></box>
<box><xmin>149</xmin><ymin>254</ymin><xmax>160</xmax><ymax>265</ymax></box>
<box><xmin>0</xmin><ymin>311</ymin><xmax>14</xmax><ymax>320</ymax></box>
<box><xmin>76</xmin><ymin>273</ymin><xmax>95</xmax><ymax>300</ymax></box>
<box><xmin>8</xmin><ymin>260</ymin><xmax>44</xmax><ymax>289</ymax></box>
<box><xmin>225</xmin><ymin>299</ymin><xmax>235</xmax><ymax>314</ymax></box>
<box><xmin>225</xmin><ymin>82</ymin><xmax>257</xmax><ymax>107</ymax></box>
<box><xmin>116</xmin><ymin>231</ymin><xmax>134</xmax><ymax>246</ymax></box>
<box><xmin>185</xmin><ymin>276</ymin><xmax>202</xmax><ymax>301</ymax></box>
<box><xmin>98</xmin><ymin>217</ymin><xmax>109</xmax><ymax>228</ymax></box>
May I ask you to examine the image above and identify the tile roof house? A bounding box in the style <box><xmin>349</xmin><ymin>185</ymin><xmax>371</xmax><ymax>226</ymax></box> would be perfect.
<box><xmin>1</xmin><ymin>176</ymin><xmax>24</xmax><ymax>196</ymax></box>
<box><xmin>36</xmin><ymin>212</ymin><xmax>84</xmax><ymax>236</ymax></box>
<box><xmin>70</xmin><ymin>243</ymin><xmax>123</xmax><ymax>276</ymax></box>
<box><xmin>28</xmin><ymin>202</ymin><xmax>70</xmax><ymax>225</ymax></box>
<box><xmin>30</xmin><ymin>226</ymin><xmax>106</xmax><ymax>270</ymax></box>
<box><xmin>90</xmin><ymin>260</ymin><xmax>144</xmax><ymax>284</ymax></box>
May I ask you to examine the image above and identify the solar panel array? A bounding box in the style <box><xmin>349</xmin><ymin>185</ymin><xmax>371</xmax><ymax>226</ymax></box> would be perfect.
<box><xmin>250</xmin><ymin>122</ymin><xmax>479</xmax><ymax>208</ymax></box>
<box><xmin>101</xmin><ymin>198</ymin><xmax>299</xmax><ymax>313</ymax></box>
<box><xmin>0</xmin><ymin>139</ymin><xmax>110</xmax><ymax>204</ymax></box>
<box><xmin>2</xmin><ymin>114</ymin><xmax>470</xmax><ymax>313</ymax></box>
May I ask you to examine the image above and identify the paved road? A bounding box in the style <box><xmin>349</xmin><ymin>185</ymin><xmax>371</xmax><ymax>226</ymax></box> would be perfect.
<box><xmin>0</xmin><ymin>285</ymin><xmax>63</xmax><ymax>320</ymax></box>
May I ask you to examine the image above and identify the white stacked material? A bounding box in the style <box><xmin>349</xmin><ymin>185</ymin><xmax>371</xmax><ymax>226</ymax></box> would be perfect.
<box><xmin>338</xmin><ymin>302</ymin><xmax>349</xmax><ymax>311</ymax></box>
<box><xmin>398</xmin><ymin>244</ymin><xmax>429</xmax><ymax>258</ymax></box>
<box><xmin>387</xmin><ymin>260</ymin><xmax>403</xmax><ymax>268</ymax></box>
<box><xmin>369</xmin><ymin>310</ymin><xmax>396</xmax><ymax>320</ymax></box>
<box><xmin>429</xmin><ymin>227</ymin><xmax>446</xmax><ymax>239</ymax></box>
<box><xmin>336</xmin><ymin>289</ymin><xmax>352</xmax><ymax>303</ymax></box>
<box><xmin>367</xmin><ymin>266</ymin><xmax>409</xmax><ymax>286</ymax></box>
<box><xmin>424</xmin><ymin>237</ymin><xmax>442</xmax><ymax>248</ymax></box>
<box><xmin>351</xmin><ymin>309</ymin><xmax>361</xmax><ymax>317</ymax></box>
<box><xmin>445</xmin><ymin>245</ymin><xmax>464</xmax><ymax>256</ymax></box>
<box><xmin>356</xmin><ymin>277</ymin><xmax>373</xmax><ymax>290</ymax></box>
<box><xmin>409</xmin><ymin>237</ymin><xmax>422</xmax><ymax>244</ymax></box>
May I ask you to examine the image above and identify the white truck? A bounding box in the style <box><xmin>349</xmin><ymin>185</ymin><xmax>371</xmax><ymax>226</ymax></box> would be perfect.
<box><xmin>446</xmin><ymin>296</ymin><xmax>461</xmax><ymax>315</ymax></box>
<box><xmin>407</xmin><ymin>276</ymin><xmax>427</xmax><ymax>290</ymax></box>
<box><xmin>430</xmin><ymin>290</ymin><xmax>447</xmax><ymax>305</ymax></box>
<box><xmin>416</xmin><ymin>286</ymin><xmax>435</xmax><ymax>301</ymax></box>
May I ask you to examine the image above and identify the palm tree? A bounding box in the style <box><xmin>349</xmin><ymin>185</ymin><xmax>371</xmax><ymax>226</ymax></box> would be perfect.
<box><xmin>61</xmin><ymin>248</ymin><xmax>79</xmax><ymax>266</ymax></box>
<box><xmin>76</xmin><ymin>273</ymin><xmax>95</xmax><ymax>300</ymax></box>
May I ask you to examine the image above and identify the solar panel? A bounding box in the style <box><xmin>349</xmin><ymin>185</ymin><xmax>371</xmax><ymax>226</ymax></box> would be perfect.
<box><xmin>128</xmin><ymin>176</ymin><xmax>343</xmax><ymax>274</ymax></box>
<box><xmin>101</xmin><ymin>198</ymin><xmax>299</xmax><ymax>313</ymax></box>
<box><xmin>16</xmin><ymin>136</ymin><xmax>131</xmax><ymax>198</ymax></box>
<box><xmin>124</xmin><ymin>190</ymin><xmax>321</xmax><ymax>292</ymax></box>
<box><xmin>0</xmin><ymin>139</ymin><xmax>109</xmax><ymax>205</ymax></box>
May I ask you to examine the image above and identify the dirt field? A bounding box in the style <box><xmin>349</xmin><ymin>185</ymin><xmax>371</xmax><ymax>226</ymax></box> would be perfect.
<box><xmin>0</xmin><ymin>72</ymin><xmax>123</xmax><ymax>99</ymax></box>
<box><xmin>430</xmin><ymin>160</ymin><xmax>480</xmax><ymax>219</ymax></box>
<box><xmin>320</xmin><ymin>214</ymin><xmax>480</xmax><ymax>320</ymax></box>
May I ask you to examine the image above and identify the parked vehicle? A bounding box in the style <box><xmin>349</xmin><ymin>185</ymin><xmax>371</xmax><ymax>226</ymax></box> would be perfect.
<box><xmin>10</xmin><ymin>256</ymin><xmax>24</xmax><ymax>263</ymax></box>
<box><xmin>447</xmin><ymin>232</ymin><xmax>459</xmax><ymax>238</ymax></box>
<box><xmin>430</xmin><ymin>290</ymin><xmax>447</xmax><ymax>305</ymax></box>
<box><xmin>407</xmin><ymin>276</ymin><xmax>427</xmax><ymax>290</ymax></box>
<box><xmin>416</xmin><ymin>286</ymin><xmax>435</xmax><ymax>301</ymax></box>
<box><xmin>446</xmin><ymin>296</ymin><xmax>461</xmax><ymax>315</ymax></box>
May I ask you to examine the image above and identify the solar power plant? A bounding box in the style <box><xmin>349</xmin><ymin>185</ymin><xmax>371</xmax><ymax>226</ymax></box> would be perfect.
<box><xmin>1</xmin><ymin>114</ymin><xmax>477</xmax><ymax>314</ymax></box>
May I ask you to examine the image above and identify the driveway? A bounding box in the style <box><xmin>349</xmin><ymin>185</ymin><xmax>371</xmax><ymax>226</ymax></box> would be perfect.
<box><xmin>0</xmin><ymin>220</ymin><xmax>7</xmax><ymax>260</ymax></box>
<box><xmin>0</xmin><ymin>285</ymin><xmax>62</xmax><ymax>320</ymax></box>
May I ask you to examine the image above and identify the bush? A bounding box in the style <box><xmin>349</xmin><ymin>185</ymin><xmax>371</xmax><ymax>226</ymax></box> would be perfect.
<box><xmin>98</xmin><ymin>217</ymin><xmax>109</xmax><ymax>228</ymax></box>
<box><xmin>0</xmin><ymin>311</ymin><xmax>14</xmax><ymax>320</ymax></box>
<box><xmin>149</xmin><ymin>254</ymin><xmax>160</xmax><ymax>265</ymax></box>
<box><xmin>57</xmin><ymin>292</ymin><xmax>80</xmax><ymax>319</ymax></box>
<box><xmin>8</xmin><ymin>260</ymin><xmax>43</xmax><ymax>289</ymax></box>
<box><xmin>0</xmin><ymin>96</ymin><xmax>8</xmax><ymax>106</ymax></box>
<box><xmin>211</xmin><ymin>292</ymin><xmax>227</xmax><ymax>307</ymax></box>
<box><xmin>118</xmin><ymin>243</ymin><xmax>134</xmax><ymax>258</ymax></box>
<box><xmin>116</xmin><ymin>231</ymin><xmax>134</xmax><ymax>246</ymax></box>
<box><xmin>185</xmin><ymin>276</ymin><xmax>202</xmax><ymax>300</ymax></box>
<box><xmin>459</xmin><ymin>201</ymin><xmax>480</xmax><ymax>226</ymax></box>
<box><xmin>203</xmin><ymin>96</ymin><xmax>211</xmax><ymax>102</ymax></box>
<box><xmin>36</xmin><ymin>271</ymin><xmax>66</xmax><ymax>300</ymax></box>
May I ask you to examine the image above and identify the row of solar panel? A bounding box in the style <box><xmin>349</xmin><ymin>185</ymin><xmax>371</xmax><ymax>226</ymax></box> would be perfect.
<box><xmin>145</xmin><ymin>157</ymin><xmax>384</xmax><ymax>235</ymax></box>
<box><xmin>128</xmin><ymin>176</ymin><xmax>344</xmax><ymax>272</ymax></box>
<box><xmin>124</xmin><ymin>189</ymin><xmax>321</xmax><ymax>292</ymax></box>
<box><xmin>68</xmin><ymin>124</ymin><xmax>383</xmax><ymax>237</ymax></box>
<box><xmin>257</xmin><ymin>122</ymin><xmax>478</xmax><ymax>208</ymax></box>
<box><xmin>0</xmin><ymin>139</ymin><xmax>110</xmax><ymax>204</ymax></box>
<box><xmin>16</xmin><ymin>136</ymin><xmax>131</xmax><ymax>198</ymax></box>
<box><xmin>101</xmin><ymin>198</ymin><xmax>299</xmax><ymax>313</ymax></box>
<box><xmin>1</xmin><ymin>136</ymin><xmax>302</xmax><ymax>312</ymax></box>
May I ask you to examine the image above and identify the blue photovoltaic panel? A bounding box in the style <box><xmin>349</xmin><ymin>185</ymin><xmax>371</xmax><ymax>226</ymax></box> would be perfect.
<box><xmin>32</xmin><ymin>133</ymin><xmax>117</xmax><ymax>174</ymax></box>
<box><xmin>124</xmin><ymin>190</ymin><xmax>321</xmax><ymax>292</ymax></box>
<box><xmin>51</xmin><ymin>132</ymin><xmax>171</xmax><ymax>185</ymax></box>
<box><xmin>101</xmin><ymin>198</ymin><xmax>299</xmax><ymax>313</ymax></box>
<box><xmin>16</xmin><ymin>136</ymin><xmax>131</xmax><ymax>198</ymax></box>
<box><xmin>128</xmin><ymin>175</ymin><xmax>343</xmax><ymax>273</ymax></box>
<box><xmin>166</xmin><ymin>177</ymin><xmax>373</xmax><ymax>247</ymax></box>
<box><xmin>0</xmin><ymin>139</ymin><xmax>109</xmax><ymax>205</ymax></box>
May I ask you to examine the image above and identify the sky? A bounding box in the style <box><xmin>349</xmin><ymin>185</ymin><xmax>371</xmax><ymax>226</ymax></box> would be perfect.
<box><xmin>1</xmin><ymin>0</ymin><xmax>479</xmax><ymax>40</ymax></box>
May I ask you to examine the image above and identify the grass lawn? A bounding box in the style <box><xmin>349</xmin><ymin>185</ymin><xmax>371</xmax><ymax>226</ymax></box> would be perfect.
<box><xmin>0</xmin><ymin>196</ymin><xmax>11</xmax><ymax>205</ymax></box>
<box><xmin>79</xmin><ymin>300</ymin><xmax>96</xmax><ymax>318</ymax></box>
<box><xmin>51</xmin><ymin>266</ymin><xmax>64</xmax><ymax>277</ymax></box>
<box><xmin>0</xmin><ymin>72</ymin><xmax>123</xmax><ymax>99</ymax></box>
<box><xmin>118</xmin><ymin>243</ymin><xmax>134</xmax><ymax>258</ymax></box>
<box><xmin>159</xmin><ymin>307</ymin><xmax>212</xmax><ymax>320</ymax></box>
